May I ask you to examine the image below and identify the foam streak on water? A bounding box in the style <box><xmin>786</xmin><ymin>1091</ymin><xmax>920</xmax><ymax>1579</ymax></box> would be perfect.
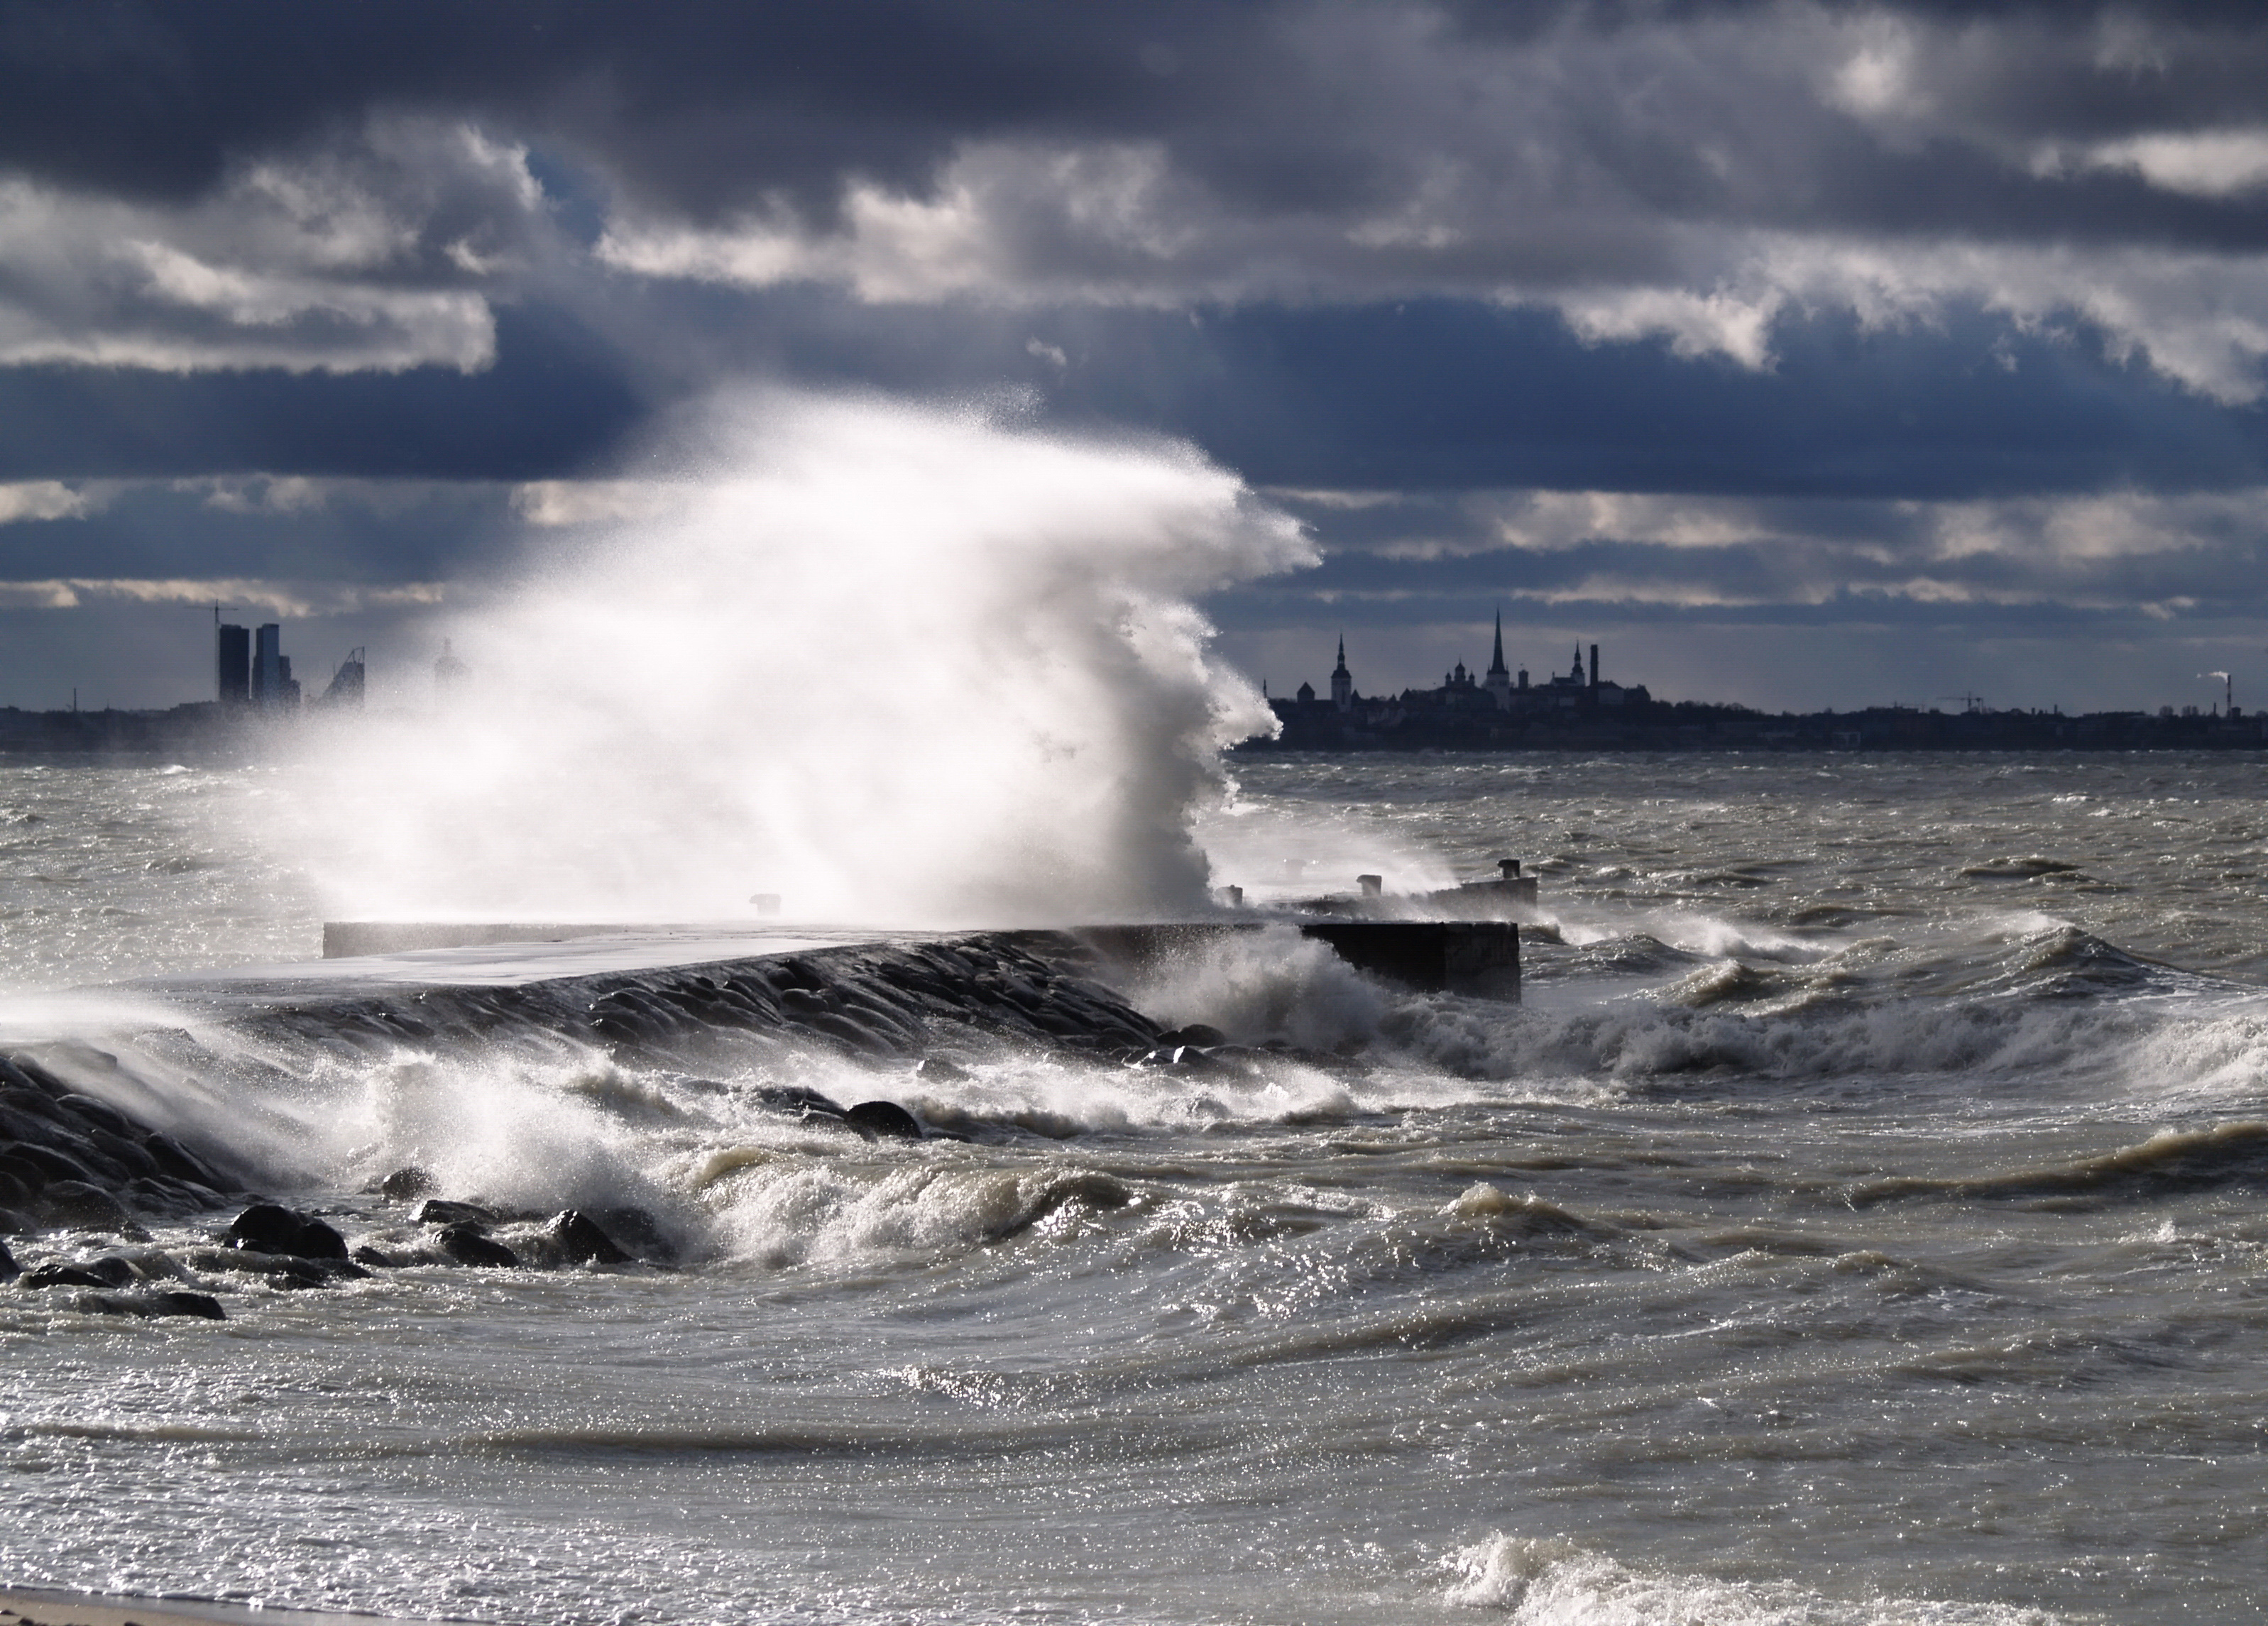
<box><xmin>4</xmin><ymin>751</ymin><xmax>2268</xmax><ymax>1622</ymax></box>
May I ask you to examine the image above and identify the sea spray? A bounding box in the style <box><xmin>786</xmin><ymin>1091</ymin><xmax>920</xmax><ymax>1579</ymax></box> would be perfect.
<box><xmin>290</xmin><ymin>389</ymin><xmax>1312</xmax><ymax>926</ymax></box>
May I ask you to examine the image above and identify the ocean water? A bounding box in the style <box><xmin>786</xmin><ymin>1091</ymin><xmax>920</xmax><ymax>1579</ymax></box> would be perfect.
<box><xmin>4</xmin><ymin>750</ymin><xmax>2268</xmax><ymax>1625</ymax></box>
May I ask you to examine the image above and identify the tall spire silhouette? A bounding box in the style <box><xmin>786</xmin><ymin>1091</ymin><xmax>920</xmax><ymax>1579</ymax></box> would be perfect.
<box><xmin>1486</xmin><ymin>607</ymin><xmax>1508</xmax><ymax>678</ymax></box>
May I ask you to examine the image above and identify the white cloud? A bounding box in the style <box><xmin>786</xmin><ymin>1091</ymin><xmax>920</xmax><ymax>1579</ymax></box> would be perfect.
<box><xmin>2064</xmin><ymin>128</ymin><xmax>2268</xmax><ymax>198</ymax></box>
<box><xmin>0</xmin><ymin>116</ymin><xmax>546</xmax><ymax>374</ymax></box>
<box><xmin>0</xmin><ymin>482</ymin><xmax>109</xmax><ymax>523</ymax></box>
<box><xmin>1321</xmin><ymin>485</ymin><xmax>2268</xmax><ymax>571</ymax></box>
<box><xmin>598</xmin><ymin>141</ymin><xmax>1201</xmax><ymax>306</ymax></box>
<box><xmin>0</xmin><ymin>578</ymin><xmax>449</xmax><ymax>615</ymax></box>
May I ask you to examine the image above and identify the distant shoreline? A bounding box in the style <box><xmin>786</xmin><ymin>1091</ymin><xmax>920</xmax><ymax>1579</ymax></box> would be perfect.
<box><xmin>1239</xmin><ymin>700</ymin><xmax>2266</xmax><ymax>754</ymax></box>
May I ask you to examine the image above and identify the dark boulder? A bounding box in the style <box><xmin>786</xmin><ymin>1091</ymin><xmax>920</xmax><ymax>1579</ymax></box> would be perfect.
<box><xmin>806</xmin><ymin>1011</ymin><xmax>897</xmax><ymax>1054</ymax></box>
<box><xmin>23</xmin><ymin>1261</ymin><xmax>114</xmax><ymax>1289</ymax></box>
<box><xmin>87</xmin><ymin>1128</ymin><xmax>163</xmax><ymax>1182</ymax></box>
<box><xmin>42</xmin><ymin>1180</ymin><xmax>144</xmax><ymax>1235</ymax></box>
<box><xmin>380</xmin><ymin>1165</ymin><xmax>435</xmax><ymax>1200</ymax></box>
<box><xmin>141</xmin><ymin>1130</ymin><xmax>226</xmax><ymax>1189</ymax></box>
<box><xmin>8</xmin><ymin>1142</ymin><xmax>101</xmax><ymax>1187</ymax></box>
<box><xmin>74</xmin><ymin>1290</ymin><xmax>226</xmax><ymax>1320</ymax></box>
<box><xmin>203</xmin><ymin>1248</ymin><xmax>353</xmax><ymax>1289</ymax></box>
<box><xmin>225</xmin><ymin>1202</ymin><xmax>349</xmax><ymax>1261</ymax></box>
<box><xmin>915</xmin><ymin>1058</ymin><xmax>972</xmax><ymax>1082</ymax></box>
<box><xmin>435</xmin><ymin>1222</ymin><xmax>518</xmax><ymax>1268</ymax></box>
<box><xmin>845</xmin><ymin>1100</ymin><xmax>924</xmax><ymax>1141</ymax></box>
<box><xmin>544</xmin><ymin>1209</ymin><xmax>629</xmax><ymax>1265</ymax></box>
<box><xmin>56</xmin><ymin>1094</ymin><xmax>139</xmax><ymax>1138</ymax></box>
<box><xmin>597</xmin><ymin>1207</ymin><xmax>673</xmax><ymax>1262</ymax></box>
<box><xmin>1156</xmin><ymin>1024</ymin><xmax>1228</xmax><ymax>1049</ymax></box>
<box><xmin>0</xmin><ymin>1168</ymin><xmax>32</xmax><ymax>1212</ymax></box>
<box><xmin>350</xmin><ymin>1243</ymin><xmax>410</xmax><ymax>1268</ymax></box>
<box><xmin>749</xmin><ymin>1083</ymin><xmax>847</xmax><ymax>1121</ymax></box>
<box><xmin>414</xmin><ymin>1198</ymin><xmax>496</xmax><ymax>1228</ymax></box>
<box><xmin>0</xmin><ymin>1238</ymin><xmax>13</xmax><ymax>1280</ymax></box>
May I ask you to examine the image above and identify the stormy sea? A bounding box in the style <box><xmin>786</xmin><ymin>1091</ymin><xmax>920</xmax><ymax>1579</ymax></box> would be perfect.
<box><xmin>4</xmin><ymin>749</ymin><xmax>2265</xmax><ymax>1625</ymax></box>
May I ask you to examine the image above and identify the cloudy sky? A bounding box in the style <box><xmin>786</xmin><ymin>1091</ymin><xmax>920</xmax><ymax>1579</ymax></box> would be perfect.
<box><xmin>4</xmin><ymin>0</ymin><xmax>2268</xmax><ymax>715</ymax></box>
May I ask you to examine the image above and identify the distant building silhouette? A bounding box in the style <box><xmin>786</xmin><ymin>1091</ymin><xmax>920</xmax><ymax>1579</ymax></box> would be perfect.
<box><xmin>216</xmin><ymin>623</ymin><xmax>249</xmax><ymax>705</ymax></box>
<box><xmin>1484</xmin><ymin>610</ymin><xmax>1512</xmax><ymax>710</ymax></box>
<box><xmin>321</xmin><ymin>647</ymin><xmax>366</xmax><ymax>710</ymax></box>
<box><xmin>434</xmin><ymin>638</ymin><xmax>469</xmax><ymax>699</ymax></box>
<box><xmin>251</xmin><ymin>623</ymin><xmax>300</xmax><ymax>711</ymax></box>
<box><xmin>1269</xmin><ymin>621</ymin><xmax>1650</xmax><ymax>745</ymax></box>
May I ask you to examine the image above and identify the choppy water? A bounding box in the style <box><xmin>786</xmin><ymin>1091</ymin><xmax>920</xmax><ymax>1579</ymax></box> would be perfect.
<box><xmin>6</xmin><ymin>752</ymin><xmax>2268</xmax><ymax>1624</ymax></box>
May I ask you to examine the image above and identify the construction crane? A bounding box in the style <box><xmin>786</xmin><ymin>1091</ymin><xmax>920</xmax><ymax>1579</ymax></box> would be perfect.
<box><xmin>1936</xmin><ymin>693</ymin><xmax>1985</xmax><ymax>714</ymax></box>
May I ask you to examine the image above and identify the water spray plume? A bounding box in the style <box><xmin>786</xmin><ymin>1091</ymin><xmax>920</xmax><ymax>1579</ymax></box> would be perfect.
<box><xmin>295</xmin><ymin>390</ymin><xmax>1313</xmax><ymax>927</ymax></box>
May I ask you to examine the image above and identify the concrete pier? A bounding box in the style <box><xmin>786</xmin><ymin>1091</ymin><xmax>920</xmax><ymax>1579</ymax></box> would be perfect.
<box><xmin>1073</xmin><ymin>920</ymin><xmax>1519</xmax><ymax>999</ymax></box>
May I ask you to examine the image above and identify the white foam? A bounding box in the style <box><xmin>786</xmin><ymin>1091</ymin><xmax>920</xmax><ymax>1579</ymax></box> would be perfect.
<box><xmin>285</xmin><ymin>390</ymin><xmax>1313</xmax><ymax>929</ymax></box>
<box><xmin>1447</xmin><ymin>1535</ymin><xmax>2060</xmax><ymax>1624</ymax></box>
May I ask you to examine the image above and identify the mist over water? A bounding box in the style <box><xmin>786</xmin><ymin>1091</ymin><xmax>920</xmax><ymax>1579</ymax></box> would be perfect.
<box><xmin>297</xmin><ymin>390</ymin><xmax>1308</xmax><ymax>927</ymax></box>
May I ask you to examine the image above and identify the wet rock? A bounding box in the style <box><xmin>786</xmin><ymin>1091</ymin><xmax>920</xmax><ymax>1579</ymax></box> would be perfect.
<box><xmin>597</xmin><ymin>1207</ymin><xmax>673</xmax><ymax>1262</ymax></box>
<box><xmin>192</xmin><ymin>1246</ymin><xmax>366</xmax><ymax>1288</ymax></box>
<box><xmin>380</xmin><ymin>1165</ymin><xmax>435</xmax><ymax>1200</ymax></box>
<box><xmin>845</xmin><ymin>1100</ymin><xmax>924</xmax><ymax>1141</ymax></box>
<box><xmin>915</xmin><ymin>1057</ymin><xmax>972</xmax><ymax>1082</ymax></box>
<box><xmin>42</xmin><ymin>1180</ymin><xmax>146</xmax><ymax>1236</ymax></box>
<box><xmin>225</xmin><ymin>1202</ymin><xmax>349</xmax><ymax>1261</ymax></box>
<box><xmin>86</xmin><ymin>1127</ymin><xmax>163</xmax><ymax>1182</ymax></box>
<box><xmin>351</xmin><ymin>1243</ymin><xmax>412</xmax><ymax>1268</ymax></box>
<box><xmin>126</xmin><ymin>1176</ymin><xmax>199</xmax><ymax>1218</ymax></box>
<box><xmin>415</xmin><ymin>1198</ymin><xmax>497</xmax><ymax>1229</ymax></box>
<box><xmin>142</xmin><ymin>1130</ymin><xmax>226</xmax><ymax>1190</ymax></box>
<box><xmin>544</xmin><ymin>1209</ymin><xmax>629</xmax><ymax>1265</ymax></box>
<box><xmin>1156</xmin><ymin>1023</ymin><xmax>1228</xmax><ymax>1049</ymax></box>
<box><xmin>435</xmin><ymin>1222</ymin><xmax>518</xmax><ymax>1268</ymax></box>
<box><xmin>72</xmin><ymin>1289</ymin><xmax>226</xmax><ymax>1320</ymax></box>
<box><xmin>6</xmin><ymin>1141</ymin><xmax>101</xmax><ymax>1187</ymax></box>
<box><xmin>748</xmin><ymin>1083</ymin><xmax>847</xmax><ymax>1122</ymax></box>
<box><xmin>23</xmin><ymin>1262</ymin><xmax>109</xmax><ymax>1288</ymax></box>
<box><xmin>0</xmin><ymin>1168</ymin><xmax>33</xmax><ymax>1212</ymax></box>
<box><xmin>55</xmin><ymin>1094</ymin><xmax>138</xmax><ymax>1138</ymax></box>
<box><xmin>0</xmin><ymin>1238</ymin><xmax>13</xmax><ymax>1280</ymax></box>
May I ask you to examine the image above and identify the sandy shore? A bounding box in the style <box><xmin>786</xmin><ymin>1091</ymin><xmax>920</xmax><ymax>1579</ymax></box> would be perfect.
<box><xmin>0</xmin><ymin>1588</ymin><xmax>452</xmax><ymax>1626</ymax></box>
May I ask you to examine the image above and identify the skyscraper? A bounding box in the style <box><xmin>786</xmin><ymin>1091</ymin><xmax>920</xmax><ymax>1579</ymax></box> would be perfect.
<box><xmin>216</xmin><ymin>623</ymin><xmax>249</xmax><ymax>705</ymax></box>
<box><xmin>253</xmin><ymin>624</ymin><xmax>282</xmax><ymax>708</ymax></box>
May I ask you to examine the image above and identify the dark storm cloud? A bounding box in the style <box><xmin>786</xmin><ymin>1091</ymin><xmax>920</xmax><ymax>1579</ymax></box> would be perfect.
<box><xmin>9</xmin><ymin>1</ymin><xmax>2267</xmax><ymax>240</ymax></box>
<box><xmin>3</xmin><ymin>0</ymin><xmax>2268</xmax><ymax>713</ymax></box>
<box><xmin>0</xmin><ymin>305</ymin><xmax>644</xmax><ymax>480</ymax></box>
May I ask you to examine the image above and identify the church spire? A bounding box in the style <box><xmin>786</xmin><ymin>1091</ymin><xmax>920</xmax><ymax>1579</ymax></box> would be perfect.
<box><xmin>1481</xmin><ymin>606</ymin><xmax>1513</xmax><ymax>709</ymax></box>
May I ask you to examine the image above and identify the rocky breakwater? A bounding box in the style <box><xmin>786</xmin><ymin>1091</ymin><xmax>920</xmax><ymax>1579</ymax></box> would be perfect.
<box><xmin>0</xmin><ymin>1050</ymin><xmax>238</xmax><ymax>1240</ymax></box>
<box><xmin>6</xmin><ymin>933</ymin><xmax>1276</xmax><ymax>1322</ymax></box>
<box><xmin>232</xmin><ymin>933</ymin><xmax>1188</xmax><ymax>1075</ymax></box>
